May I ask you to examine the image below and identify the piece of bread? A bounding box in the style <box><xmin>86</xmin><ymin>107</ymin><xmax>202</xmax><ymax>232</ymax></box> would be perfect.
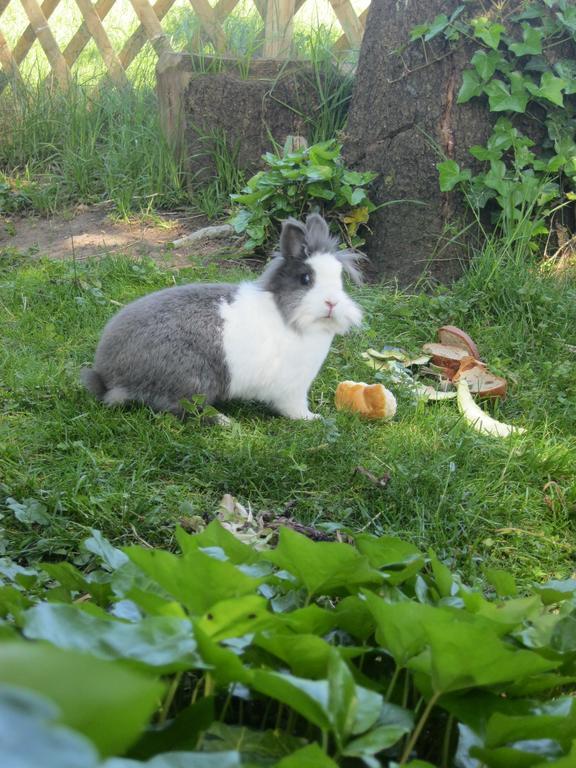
<box><xmin>421</xmin><ymin>343</ymin><xmax>477</xmax><ymax>376</ymax></box>
<box><xmin>335</xmin><ymin>381</ymin><xmax>397</xmax><ymax>420</ymax></box>
<box><xmin>437</xmin><ymin>325</ymin><xmax>481</xmax><ymax>359</ymax></box>
<box><xmin>452</xmin><ymin>357</ymin><xmax>507</xmax><ymax>398</ymax></box>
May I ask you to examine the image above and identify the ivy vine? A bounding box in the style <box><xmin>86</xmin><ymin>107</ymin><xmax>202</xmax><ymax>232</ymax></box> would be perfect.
<box><xmin>411</xmin><ymin>0</ymin><xmax>576</xmax><ymax>241</ymax></box>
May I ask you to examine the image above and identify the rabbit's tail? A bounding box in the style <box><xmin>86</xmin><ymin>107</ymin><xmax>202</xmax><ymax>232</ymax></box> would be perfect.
<box><xmin>80</xmin><ymin>367</ymin><xmax>108</xmax><ymax>399</ymax></box>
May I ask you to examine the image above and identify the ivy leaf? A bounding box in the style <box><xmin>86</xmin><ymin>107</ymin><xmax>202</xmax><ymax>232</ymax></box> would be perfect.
<box><xmin>437</xmin><ymin>160</ymin><xmax>471</xmax><ymax>192</ymax></box>
<box><xmin>538</xmin><ymin>72</ymin><xmax>567</xmax><ymax>106</ymax></box>
<box><xmin>484</xmin><ymin>77</ymin><xmax>529</xmax><ymax>113</ymax></box>
<box><xmin>457</xmin><ymin>70</ymin><xmax>483</xmax><ymax>103</ymax></box>
<box><xmin>509</xmin><ymin>24</ymin><xmax>544</xmax><ymax>56</ymax></box>
<box><xmin>424</xmin><ymin>14</ymin><xmax>449</xmax><ymax>41</ymax></box>
<box><xmin>472</xmin><ymin>19</ymin><xmax>505</xmax><ymax>49</ymax></box>
<box><xmin>410</xmin><ymin>23</ymin><xmax>431</xmax><ymax>41</ymax></box>
<box><xmin>557</xmin><ymin>7</ymin><xmax>576</xmax><ymax>34</ymax></box>
<box><xmin>554</xmin><ymin>60</ymin><xmax>576</xmax><ymax>94</ymax></box>
<box><xmin>471</xmin><ymin>50</ymin><xmax>505</xmax><ymax>81</ymax></box>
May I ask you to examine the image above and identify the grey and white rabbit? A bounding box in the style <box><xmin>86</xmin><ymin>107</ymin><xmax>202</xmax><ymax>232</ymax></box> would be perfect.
<box><xmin>80</xmin><ymin>213</ymin><xmax>363</xmax><ymax>420</ymax></box>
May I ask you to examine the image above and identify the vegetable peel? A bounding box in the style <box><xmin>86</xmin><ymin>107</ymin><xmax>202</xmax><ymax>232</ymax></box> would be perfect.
<box><xmin>456</xmin><ymin>380</ymin><xmax>526</xmax><ymax>438</ymax></box>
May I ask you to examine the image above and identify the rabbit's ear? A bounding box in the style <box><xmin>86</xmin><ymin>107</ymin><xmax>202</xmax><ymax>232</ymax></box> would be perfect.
<box><xmin>280</xmin><ymin>218</ymin><xmax>307</xmax><ymax>261</ymax></box>
<box><xmin>305</xmin><ymin>213</ymin><xmax>337</xmax><ymax>254</ymax></box>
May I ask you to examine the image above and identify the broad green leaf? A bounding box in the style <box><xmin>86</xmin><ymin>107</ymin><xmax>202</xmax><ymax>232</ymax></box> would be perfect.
<box><xmin>342</xmin><ymin>170</ymin><xmax>376</xmax><ymax>186</ymax></box>
<box><xmin>472</xmin><ymin>19</ymin><xmax>505</xmax><ymax>49</ymax></box>
<box><xmin>0</xmin><ymin>685</ymin><xmax>99</xmax><ymax>768</ymax></box>
<box><xmin>484</xmin><ymin>77</ymin><xmax>529</xmax><ymax>113</ymax></box>
<box><xmin>0</xmin><ymin>584</ymin><xmax>33</xmax><ymax>618</ymax></box>
<box><xmin>350</xmin><ymin>188</ymin><xmax>368</xmax><ymax>205</ymax></box>
<box><xmin>304</xmin><ymin>165</ymin><xmax>332</xmax><ymax>182</ymax></box>
<box><xmin>485</xmin><ymin>568</ymin><xmax>518</xmax><ymax>597</ymax></box>
<box><xmin>333</xmin><ymin>595</ymin><xmax>376</xmax><ymax>641</ymax></box>
<box><xmin>469</xmin><ymin>144</ymin><xmax>501</xmax><ymax>162</ymax></box>
<box><xmin>125</xmin><ymin>547</ymin><xmax>261</xmax><ymax>614</ymax></box>
<box><xmin>196</xmin><ymin>595</ymin><xmax>273</xmax><ymax>641</ymax></box>
<box><xmin>554</xmin><ymin>60</ymin><xmax>576</xmax><ymax>94</ymax></box>
<box><xmin>193</xmin><ymin>624</ymin><xmax>250</xmax><ymax>685</ymax></box>
<box><xmin>424</xmin><ymin>13</ymin><xmax>449</xmax><ymax>41</ymax></box>
<box><xmin>275</xmin><ymin>744</ymin><xmax>338</xmax><ymax>768</ymax></box>
<box><xmin>471</xmin><ymin>741</ymin><xmax>564</xmax><ymax>768</ymax></box>
<box><xmin>176</xmin><ymin>522</ymin><xmax>259</xmax><ymax>565</ymax></box>
<box><xmin>276</xmin><ymin>604</ymin><xmax>336</xmax><ymax>635</ymax></box>
<box><xmin>363</xmin><ymin>592</ymin><xmax>443</xmax><ymax>666</ymax></box>
<box><xmin>417</xmin><ymin>621</ymin><xmax>560</xmax><ymax>694</ymax></box>
<box><xmin>429</xmin><ymin>552</ymin><xmax>455</xmax><ymax>597</ymax></box>
<box><xmin>0</xmin><ymin>642</ymin><xmax>163</xmax><ymax>756</ymax></box>
<box><xmin>457</xmin><ymin>70</ymin><xmax>483</xmax><ymax>103</ymax></box>
<box><xmin>251</xmin><ymin>670</ymin><xmax>331</xmax><ymax>731</ymax></box>
<box><xmin>343</xmin><ymin>724</ymin><xmax>409</xmax><ymax>759</ymax></box>
<box><xmin>462</xmin><ymin>592</ymin><xmax>541</xmax><ymax>629</ymax></box>
<box><xmin>84</xmin><ymin>530</ymin><xmax>129</xmax><ymax>571</ymax></box>
<box><xmin>129</xmin><ymin>698</ymin><xmax>214</xmax><ymax>759</ymax></box>
<box><xmin>534</xmin><ymin>741</ymin><xmax>576</xmax><ymax>768</ymax></box>
<box><xmin>509</xmin><ymin>24</ymin><xmax>543</xmax><ymax>56</ymax></box>
<box><xmin>104</xmin><ymin>752</ymin><xmax>242</xmax><ymax>767</ymax></box>
<box><xmin>533</xmin><ymin>579</ymin><xmax>576</xmax><ymax>605</ymax></box>
<box><xmin>437</xmin><ymin>160</ymin><xmax>471</xmax><ymax>191</ymax></box>
<box><xmin>472</xmin><ymin>50</ymin><xmax>505</xmax><ymax>81</ymax></box>
<box><xmin>265</xmin><ymin>527</ymin><xmax>381</xmax><ymax>598</ymax></box>
<box><xmin>5</xmin><ymin>496</ymin><xmax>50</xmax><ymax>525</ymax></box>
<box><xmin>23</xmin><ymin>603</ymin><xmax>203</xmax><ymax>672</ymax></box>
<box><xmin>253</xmin><ymin>633</ymin><xmax>364</xmax><ymax>679</ymax></box>
<box><xmin>557</xmin><ymin>8</ymin><xmax>576</xmax><ymax>33</ymax></box>
<box><xmin>327</xmin><ymin>649</ymin><xmax>357</xmax><ymax>746</ymax></box>
<box><xmin>537</xmin><ymin>72</ymin><xmax>567</xmax><ymax>106</ymax></box>
<box><xmin>203</xmin><ymin>721</ymin><xmax>304</xmax><ymax>762</ymax></box>
<box><xmin>41</xmin><ymin>562</ymin><xmax>113</xmax><ymax>605</ymax></box>
<box><xmin>306</xmin><ymin>183</ymin><xmax>335</xmax><ymax>200</ymax></box>
<box><xmin>486</xmin><ymin>697</ymin><xmax>576</xmax><ymax>749</ymax></box>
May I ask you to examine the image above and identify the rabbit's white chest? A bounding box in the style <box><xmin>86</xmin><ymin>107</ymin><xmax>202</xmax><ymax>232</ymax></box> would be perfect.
<box><xmin>220</xmin><ymin>284</ymin><xmax>333</xmax><ymax>408</ymax></box>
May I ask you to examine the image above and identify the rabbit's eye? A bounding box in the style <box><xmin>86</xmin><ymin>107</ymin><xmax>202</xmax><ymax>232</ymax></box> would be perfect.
<box><xmin>300</xmin><ymin>272</ymin><xmax>311</xmax><ymax>286</ymax></box>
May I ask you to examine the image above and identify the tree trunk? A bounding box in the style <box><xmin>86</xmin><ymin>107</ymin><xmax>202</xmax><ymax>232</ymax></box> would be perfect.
<box><xmin>344</xmin><ymin>0</ymin><xmax>491</xmax><ymax>284</ymax></box>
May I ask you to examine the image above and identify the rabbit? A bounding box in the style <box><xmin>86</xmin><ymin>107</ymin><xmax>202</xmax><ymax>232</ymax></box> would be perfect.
<box><xmin>80</xmin><ymin>213</ymin><xmax>363</xmax><ymax>421</ymax></box>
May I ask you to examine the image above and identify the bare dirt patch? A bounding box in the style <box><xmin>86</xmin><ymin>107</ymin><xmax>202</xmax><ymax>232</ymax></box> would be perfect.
<box><xmin>1</xmin><ymin>205</ymin><xmax>244</xmax><ymax>269</ymax></box>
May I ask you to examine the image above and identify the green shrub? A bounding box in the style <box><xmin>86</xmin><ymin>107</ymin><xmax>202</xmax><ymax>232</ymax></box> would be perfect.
<box><xmin>230</xmin><ymin>139</ymin><xmax>377</xmax><ymax>251</ymax></box>
<box><xmin>1</xmin><ymin>521</ymin><xmax>576</xmax><ymax>766</ymax></box>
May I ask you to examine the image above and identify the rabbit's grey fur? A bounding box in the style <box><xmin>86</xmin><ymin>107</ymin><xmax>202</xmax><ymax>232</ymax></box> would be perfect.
<box><xmin>81</xmin><ymin>284</ymin><xmax>237</xmax><ymax>417</ymax></box>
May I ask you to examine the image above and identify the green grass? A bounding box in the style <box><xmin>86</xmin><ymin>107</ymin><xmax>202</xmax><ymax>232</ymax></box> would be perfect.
<box><xmin>1</xmin><ymin>241</ymin><xmax>574</xmax><ymax>586</ymax></box>
<box><xmin>0</xmin><ymin>6</ymin><xmax>359</xmax><ymax>219</ymax></box>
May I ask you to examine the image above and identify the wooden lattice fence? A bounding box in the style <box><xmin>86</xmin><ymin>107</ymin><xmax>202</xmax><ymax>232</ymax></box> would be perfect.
<box><xmin>0</xmin><ymin>0</ymin><xmax>369</xmax><ymax>93</ymax></box>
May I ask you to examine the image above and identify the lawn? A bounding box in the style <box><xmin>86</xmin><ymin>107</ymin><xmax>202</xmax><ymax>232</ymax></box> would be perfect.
<box><xmin>1</xmin><ymin>241</ymin><xmax>574</xmax><ymax>586</ymax></box>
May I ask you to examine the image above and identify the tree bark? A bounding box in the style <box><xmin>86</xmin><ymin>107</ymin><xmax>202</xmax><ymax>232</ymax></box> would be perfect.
<box><xmin>344</xmin><ymin>0</ymin><xmax>491</xmax><ymax>284</ymax></box>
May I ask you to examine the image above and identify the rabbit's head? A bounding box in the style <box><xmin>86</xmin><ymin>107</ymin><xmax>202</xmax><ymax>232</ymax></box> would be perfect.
<box><xmin>259</xmin><ymin>214</ymin><xmax>363</xmax><ymax>334</ymax></box>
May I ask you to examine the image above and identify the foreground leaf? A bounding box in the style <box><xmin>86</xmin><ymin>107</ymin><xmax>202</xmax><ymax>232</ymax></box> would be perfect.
<box><xmin>0</xmin><ymin>642</ymin><xmax>163</xmax><ymax>756</ymax></box>
<box><xmin>23</xmin><ymin>603</ymin><xmax>203</xmax><ymax>673</ymax></box>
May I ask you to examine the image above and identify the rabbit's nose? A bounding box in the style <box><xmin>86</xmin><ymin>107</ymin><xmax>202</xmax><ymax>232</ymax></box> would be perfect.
<box><xmin>325</xmin><ymin>300</ymin><xmax>337</xmax><ymax>316</ymax></box>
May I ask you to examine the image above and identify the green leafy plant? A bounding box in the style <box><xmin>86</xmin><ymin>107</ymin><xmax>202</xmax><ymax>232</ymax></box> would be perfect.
<box><xmin>2</xmin><ymin>521</ymin><xmax>576</xmax><ymax>766</ymax></box>
<box><xmin>230</xmin><ymin>139</ymin><xmax>377</xmax><ymax>251</ymax></box>
<box><xmin>411</xmin><ymin>1</ymin><xmax>576</xmax><ymax>242</ymax></box>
